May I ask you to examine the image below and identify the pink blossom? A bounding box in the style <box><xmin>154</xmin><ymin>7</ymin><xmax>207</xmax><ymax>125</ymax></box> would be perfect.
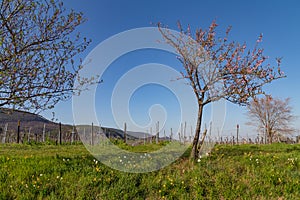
<box><xmin>247</xmin><ymin>68</ymin><xmax>253</xmax><ymax>73</ymax></box>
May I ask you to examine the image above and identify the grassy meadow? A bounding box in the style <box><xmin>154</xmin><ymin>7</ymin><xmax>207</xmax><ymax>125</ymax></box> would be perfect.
<box><xmin>0</xmin><ymin>142</ymin><xmax>300</xmax><ymax>199</ymax></box>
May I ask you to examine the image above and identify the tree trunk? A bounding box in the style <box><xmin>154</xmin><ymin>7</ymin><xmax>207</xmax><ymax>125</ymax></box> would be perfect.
<box><xmin>190</xmin><ymin>104</ymin><xmax>204</xmax><ymax>160</ymax></box>
<box><xmin>269</xmin><ymin>133</ymin><xmax>273</xmax><ymax>144</ymax></box>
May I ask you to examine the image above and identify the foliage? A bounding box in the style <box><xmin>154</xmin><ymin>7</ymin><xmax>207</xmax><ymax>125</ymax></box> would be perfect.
<box><xmin>1</xmin><ymin>143</ymin><xmax>300</xmax><ymax>199</ymax></box>
<box><xmin>158</xmin><ymin>21</ymin><xmax>285</xmax><ymax>159</ymax></box>
<box><xmin>247</xmin><ymin>95</ymin><xmax>296</xmax><ymax>143</ymax></box>
<box><xmin>0</xmin><ymin>0</ymin><xmax>93</xmax><ymax>112</ymax></box>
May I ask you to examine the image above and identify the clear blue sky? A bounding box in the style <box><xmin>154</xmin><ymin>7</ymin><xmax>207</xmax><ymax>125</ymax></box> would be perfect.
<box><xmin>42</xmin><ymin>0</ymin><xmax>300</xmax><ymax>139</ymax></box>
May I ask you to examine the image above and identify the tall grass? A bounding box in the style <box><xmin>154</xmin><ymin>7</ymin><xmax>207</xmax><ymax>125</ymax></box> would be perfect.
<box><xmin>0</xmin><ymin>143</ymin><xmax>299</xmax><ymax>199</ymax></box>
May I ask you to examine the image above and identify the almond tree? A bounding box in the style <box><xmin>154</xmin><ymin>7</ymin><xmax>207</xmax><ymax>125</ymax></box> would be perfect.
<box><xmin>247</xmin><ymin>96</ymin><xmax>295</xmax><ymax>143</ymax></box>
<box><xmin>158</xmin><ymin>21</ymin><xmax>285</xmax><ymax>159</ymax></box>
<box><xmin>0</xmin><ymin>0</ymin><xmax>93</xmax><ymax>113</ymax></box>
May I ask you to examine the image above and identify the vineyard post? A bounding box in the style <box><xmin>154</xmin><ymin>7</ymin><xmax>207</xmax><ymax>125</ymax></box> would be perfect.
<box><xmin>190</xmin><ymin>126</ymin><xmax>193</xmax><ymax>143</ymax></box>
<box><xmin>180</xmin><ymin>123</ymin><xmax>183</xmax><ymax>143</ymax></box>
<box><xmin>2</xmin><ymin>123</ymin><xmax>8</xmax><ymax>143</ymax></box>
<box><xmin>28</xmin><ymin>127</ymin><xmax>31</xmax><ymax>143</ymax></box>
<box><xmin>2</xmin><ymin>123</ymin><xmax>8</xmax><ymax>144</ymax></box>
<box><xmin>236</xmin><ymin>124</ymin><xmax>239</xmax><ymax>145</ymax></box>
<box><xmin>43</xmin><ymin>124</ymin><xmax>46</xmax><ymax>143</ymax></box>
<box><xmin>91</xmin><ymin>122</ymin><xmax>94</xmax><ymax>146</ymax></box>
<box><xmin>124</xmin><ymin>122</ymin><xmax>127</xmax><ymax>144</ymax></box>
<box><xmin>150</xmin><ymin>127</ymin><xmax>152</xmax><ymax>144</ymax></box>
<box><xmin>184</xmin><ymin>121</ymin><xmax>187</xmax><ymax>144</ymax></box>
<box><xmin>156</xmin><ymin>121</ymin><xmax>159</xmax><ymax>144</ymax></box>
<box><xmin>17</xmin><ymin>120</ymin><xmax>20</xmax><ymax>143</ymax></box>
<box><xmin>59</xmin><ymin>122</ymin><xmax>62</xmax><ymax>145</ymax></box>
<box><xmin>71</xmin><ymin>125</ymin><xmax>75</xmax><ymax>144</ymax></box>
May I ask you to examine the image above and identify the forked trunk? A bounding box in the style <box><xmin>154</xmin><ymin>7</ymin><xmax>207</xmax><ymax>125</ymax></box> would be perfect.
<box><xmin>190</xmin><ymin>104</ymin><xmax>204</xmax><ymax>160</ymax></box>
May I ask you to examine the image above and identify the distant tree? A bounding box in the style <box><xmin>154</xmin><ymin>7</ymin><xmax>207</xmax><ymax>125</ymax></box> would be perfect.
<box><xmin>247</xmin><ymin>95</ymin><xmax>295</xmax><ymax>143</ymax></box>
<box><xmin>158</xmin><ymin>21</ymin><xmax>285</xmax><ymax>160</ymax></box>
<box><xmin>0</xmin><ymin>0</ymin><xmax>93</xmax><ymax>112</ymax></box>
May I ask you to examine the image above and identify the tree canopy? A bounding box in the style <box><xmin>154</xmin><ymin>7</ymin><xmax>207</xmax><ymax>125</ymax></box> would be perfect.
<box><xmin>247</xmin><ymin>96</ymin><xmax>295</xmax><ymax>143</ymax></box>
<box><xmin>0</xmin><ymin>0</ymin><xmax>92</xmax><ymax>112</ymax></box>
<box><xmin>158</xmin><ymin>21</ymin><xmax>285</xmax><ymax>159</ymax></box>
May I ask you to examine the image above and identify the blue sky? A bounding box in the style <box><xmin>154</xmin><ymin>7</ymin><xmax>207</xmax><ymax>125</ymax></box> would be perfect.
<box><xmin>43</xmin><ymin>0</ymin><xmax>300</xmax><ymax>139</ymax></box>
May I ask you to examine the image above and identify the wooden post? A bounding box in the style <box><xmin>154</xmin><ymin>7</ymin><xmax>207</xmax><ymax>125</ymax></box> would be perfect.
<box><xmin>83</xmin><ymin>128</ymin><xmax>86</xmax><ymax>141</ymax></box>
<box><xmin>17</xmin><ymin>120</ymin><xmax>20</xmax><ymax>143</ymax></box>
<box><xmin>180</xmin><ymin>123</ymin><xmax>183</xmax><ymax>143</ymax></box>
<box><xmin>28</xmin><ymin>127</ymin><xmax>31</xmax><ymax>143</ymax></box>
<box><xmin>190</xmin><ymin>126</ymin><xmax>193</xmax><ymax>143</ymax></box>
<box><xmin>156</xmin><ymin>121</ymin><xmax>159</xmax><ymax>144</ymax></box>
<box><xmin>71</xmin><ymin>125</ymin><xmax>75</xmax><ymax>144</ymax></box>
<box><xmin>150</xmin><ymin>127</ymin><xmax>152</xmax><ymax>143</ymax></box>
<box><xmin>124</xmin><ymin>122</ymin><xmax>127</xmax><ymax>144</ymax></box>
<box><xmin>209</xmin><ymin>122</ymin><xmax>212</xmax><ymax>138</ymax></box>
<box><xmin>59</xmin><ymin>122</ymin><xmax>62</xmax><ymax>145</ymax></box>
<box><xmin>236</xmin><ymin>124</ymin><xmax>239</xmax><ymax>145</ymax></box>
<box><xmin>98</xmin><ymin>125</ymin><xmax>101</xmax><ymax>144</ymax></box>
<box><xmin>184</xmin><ymin>121</ymin><xmax>187</xmax><ymax>144</ymax></box>
<box><xmin>42</xmin><ymin>124</ymin><xmax>46</xmax><ymax>143</ymax></box>
<box><xmin>91</xmin><ymin>123</ymin><xmax>94</xmax><ymax>146</ymax></box>
<box><xmin>2</xmin><ymin>123</ymin><xmax>8</xmax><ymax>144</ymax></box>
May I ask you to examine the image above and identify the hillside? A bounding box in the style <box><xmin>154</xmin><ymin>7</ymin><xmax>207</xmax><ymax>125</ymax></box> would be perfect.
<box><xmin>0</xmin><ymin>109</ymin><xmax>154</xmax><ymax>143</ymax></box>
<box><xmin>0</xmin><ymin>108</ymin><xmax>50</xmax><ymax>123</ymax></box>
<box><xmin>0</xmin><ymin>108</ymin><xmax>74</xmax><ymax>143</ymax></box>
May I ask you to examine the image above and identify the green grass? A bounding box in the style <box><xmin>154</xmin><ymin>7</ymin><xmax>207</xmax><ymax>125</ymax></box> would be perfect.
<box><xmin>0</xmin><ymin>143</ymin><xmax>300</xmax><ymax>199</ymax></box>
